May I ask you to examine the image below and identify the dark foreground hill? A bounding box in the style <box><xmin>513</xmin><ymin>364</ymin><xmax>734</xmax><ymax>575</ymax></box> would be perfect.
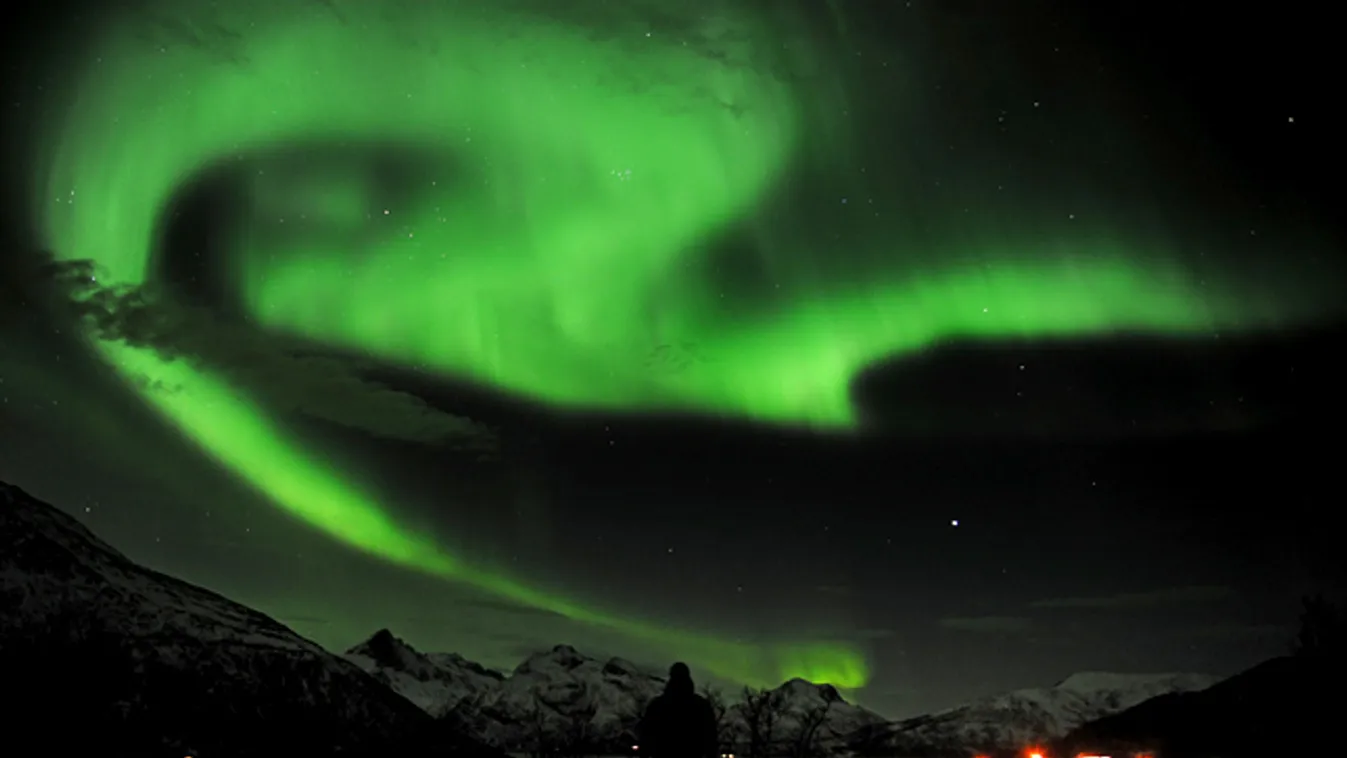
<box><xmin>0</xmin><ymin>480</ymin><xmax>501</xmax><ymax>758</ymax></box>
<box><xmin>1057</xmin><ymin>653</ymin><xmax>1341</xmax><ymax>758</ymax></box>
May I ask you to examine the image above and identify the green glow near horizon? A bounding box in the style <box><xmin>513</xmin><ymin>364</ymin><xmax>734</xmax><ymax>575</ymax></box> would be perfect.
<box><xmin>31</xmin><ymin>0</ymin><xmax>1327</xmax><ymax>690</ymax></box>
<box><xmin>100</xmin><ymin>341</ymin><xmax>866</xmax><ymax>690</ymax></box>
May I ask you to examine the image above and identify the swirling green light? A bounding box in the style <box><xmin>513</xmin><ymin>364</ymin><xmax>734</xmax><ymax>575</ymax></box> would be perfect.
<box><xmin>32</xmin><ymin>0</ymin><xmax>1325</xmax><ymax>690</ymax></box>
<box><xmin>37</xmin><ymin>0</ymin><xmax>866</xmax><ymax>688</ymax></box>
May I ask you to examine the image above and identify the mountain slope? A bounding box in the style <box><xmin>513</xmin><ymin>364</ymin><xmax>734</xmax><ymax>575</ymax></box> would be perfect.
<box><xmin>730</xmin><ymin>677</ymin><xmax>890</xmax><ymax>748</ymax></box>
<box><xmin>475</xmin><ymin>643</ymin><xmax>660</xmax><ymax>745</ymax></box>
<box><xmin>850</xmin><ymin>671</ymin><xmax>1219</xmax><ymax>755</ymax></box>
<box><xmin>345</xmin><ymin>627</ymin><xmax>507</xmax><ymax>717</ymax></box>
<box><xmin>347</xmin><ymin>635</ymin><xmax>888</xmax><ymax>751</ymax></box>
<box><xmin>0</xmin><ymin>480</ymin><xmax>489</xmax><ymax>757</ymax></box>
<box><xmin>406</xmin><ymin>642</ymin><xmax>665</xmax><ymax>750</ymax></box>
<box><xmin>1058</xmin><ymin>655</ymin><xmax>1341</xmax><ymax>758</ymax></box>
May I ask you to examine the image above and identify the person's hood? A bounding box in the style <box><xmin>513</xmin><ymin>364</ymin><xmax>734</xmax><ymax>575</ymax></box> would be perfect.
<box><xmin>665</xmin><ymin>668</ymin><xmax>694</xmax><ymax>696</ymax></box>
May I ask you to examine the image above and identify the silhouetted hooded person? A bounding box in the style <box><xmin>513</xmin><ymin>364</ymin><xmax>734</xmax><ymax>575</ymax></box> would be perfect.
<box><xmin>638</xmin><ymin>662</ymin><xmax>718</xmax><ymax>758</ymax></box>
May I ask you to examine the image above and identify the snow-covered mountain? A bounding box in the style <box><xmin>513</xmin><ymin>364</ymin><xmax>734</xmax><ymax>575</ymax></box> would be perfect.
<box><xmin>852</xmin><ymin>671</ymin><xmax>1220</xmax><ymax>755</ymax></box>
<box><xmin>0</xmin><ymin>480</ymin><xmax>488</xmax><ymax>757</ymax></box>
<box><xmin>473</xmin><ymin>643</ymin><xmax>664</xmax><ymax>747</ymax></box>
<box><xmin>345</xmin><ymin>634</ymin><xmax>888</xmax><ymax>751</ymax></box>
<box><xmin>344</xmin><ymin>637</ymin><xmax>666</xmax><ymax>749</ymax></box>
<box><xmin>345</xmin><ymin>631</ymin><xmax>1207</xmax><ymax>756</ymax></box>
<box><xmin>0</xmin><ymin>479</ymin><xmax>1231</xmax><ymax>758</ymax></box>
<box><xmin>1058</xmin><ymin>656</ymin><xmax>1341</xmax><ymax>758</ymax></box>
<box><xmin>346</xmin><ymin>627</ymin><xmax>507</xmax><ymax>717</ymax></box>
<box><xmin>761</xmin><ymin>677</ymin><xmax>891</xmax><ymax>743</ymax></box>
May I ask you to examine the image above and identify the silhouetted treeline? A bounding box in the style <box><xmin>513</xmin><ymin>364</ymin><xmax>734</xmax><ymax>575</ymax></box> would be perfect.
<box><xmin>1291</xmin><ymin>592</ymin><xmax>1345</xmax><ymax>661</ymax></box>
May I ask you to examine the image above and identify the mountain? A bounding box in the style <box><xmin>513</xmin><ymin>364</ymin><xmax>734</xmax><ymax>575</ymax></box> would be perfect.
<box><xmin>345</xmin><ymin>637</ymin><xmax>666</xmax><ymax>750</ymax></box>
<box><xmin>849</xmin><ymin>671</ymin><xmax>1219</xmax><ymax>756</ymax></box>
<box><xmin>344</xmin><ymin>635</ymin><xmax>887</xmax><ymax>752</ymax></box>
<box><xmin>473</xmin><ymin>643</ymin><xmax>664</xmax><ymax>749</ymax></box>
<box><xmin>0</xmin><ymin>480</ymin><xmax>495</xmax><ymax>758</ymax></box>
<box><xmin>1057</xmin><ymin>655</ymin><xmax>1342</xmax><ymax>758</ymax></box>
<box><xmin>733</xmin><ymin>677</ymin><xmax>890</xmax><ymax>748</ymax></box>
<box><xmin>346</xmin><ymin>631</ymin><xmax>1223</xmax><ymax>758</ymax></box>
<box><xmin>346</xmin><ymin>627</ymin><xmax>507</xmax><ymax>717</ymax></box>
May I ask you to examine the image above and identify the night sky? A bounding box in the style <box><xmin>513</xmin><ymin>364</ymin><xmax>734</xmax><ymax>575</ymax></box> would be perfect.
<box><xmin>1</xmin><ymin>0</ymin><xmax>1343</xmax><ymax>719</ymax></box>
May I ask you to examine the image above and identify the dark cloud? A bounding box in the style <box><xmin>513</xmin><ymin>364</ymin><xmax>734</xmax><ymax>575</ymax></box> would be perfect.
<box><xmin>502</xmin><ymin>640</ymin><xmax>578</xmax><ymax>661</ymax></box>
<box><xmin>455</xmin><ymin>597</ymin><xmax>569</xmax><ymax>620</ymax></box>
<box><xmin>24</xmin><ymin>256</ymin><xmax>496</xmax><ymax>452</ymax></box>
<box><xmin>1186</xmin><ymin>623</ymin><xmax>1290</xmax><ymax>640</ymax></box>
<box><xmin>273</xmin><ymin>615</ymin><xmax>332</xmax><ymax>626</ymax></box>
<box><xmin>1028</xmin><ymin>584</ymin><xmax>1237</xmax><ymax>610</ymax></box>
<box><xmin>938</xmin><ymin>616</ymin><xmax>1034</xmax><ymax>634</ymax></box>
<box><xmin>853</xmin><ymin>628</ymin><xmax>896</xmax><ymax>640</ymax></box>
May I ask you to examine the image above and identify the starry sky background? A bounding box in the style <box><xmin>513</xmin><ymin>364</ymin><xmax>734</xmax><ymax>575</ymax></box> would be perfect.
<box><xmin>1</xmin><ymin>0</ymin><xmax>1343</xmax><ymax>718</ymax></box>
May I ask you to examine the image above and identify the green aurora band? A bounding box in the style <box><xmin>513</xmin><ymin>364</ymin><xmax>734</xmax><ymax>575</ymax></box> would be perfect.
<box><xmin>30</xmin><ymin>0</ymin><xmax>1332</xmax><ymax>689</ymax></box>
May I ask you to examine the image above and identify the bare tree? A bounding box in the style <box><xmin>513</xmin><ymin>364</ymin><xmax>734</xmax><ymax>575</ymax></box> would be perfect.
<box><xmin>1291</xmin><ymin>593</ymin><xmax>1345</xmax><ymax>660</ymax></box>
<box><xmin>701</xmin><ymin>685</ymin><xmax>732</xmax><ymax>755</ymax></box>
<box><xmin>440</xmin><ymin>694</ymin><xmax>481</xmax><ymax>734</ymax></box>
<box><xmin>740</xmin><ymin>687</ymin><xmax>787</xmax><ymax>758</ymax></box>
<box><xmin>614</xmin><ymin>695</ymin><xmax>647</xmax><ymax>753</ymax></box>
<box><xmin>631</xmin><ymin>692</ymin><xmax>656</xmax><ymax>755</ymax></box>
<box><xmin>526</xmin><ymin>696</ymin><xmax>557</xmax><ymax>758</ymax></box>
<box><xmin>561</xmin><ymin>684</ymin><xmax>601</xmax><ymax>758</ymax></box>
<box><xmin>786</xmin><ymin>701</ymin><xmax>833</xmax><ymax>758</ymax></box>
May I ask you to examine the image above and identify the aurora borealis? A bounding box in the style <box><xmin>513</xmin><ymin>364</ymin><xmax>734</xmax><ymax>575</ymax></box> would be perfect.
<box><xmin>4</xmin><ymin>0</ymin><xmax>1343</xmax><ymax>714</ymax></box>
<box><xmin>32</xmin><ymin>0</ymin><xmax>877</xmax><ymax>689</ymax></box>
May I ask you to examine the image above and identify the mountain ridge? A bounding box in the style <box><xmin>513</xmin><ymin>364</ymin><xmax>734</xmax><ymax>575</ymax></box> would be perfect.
<box><xmin>0</xmin><ymin>479</ymin><xmax>1226</xmax><ymax>756</ymax></box>
<box><xmin>849</xmin><ymin>669</ymin><xmax>1218</xmax><ymax>755</ymax></box>
<box><xmin>0</xmin><ymin>479</ymin><xmax>496</xmax><ymax>757</ymax></box>
<box><xmin>341</xmin><ymin>626</ymin><xmax>1214</xmax><ymax>755</ymax></box>
<box><xmin>1056</xmin><ymin>654</ymin><xmax>1341</xmax><ymax>758</ymax></box>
